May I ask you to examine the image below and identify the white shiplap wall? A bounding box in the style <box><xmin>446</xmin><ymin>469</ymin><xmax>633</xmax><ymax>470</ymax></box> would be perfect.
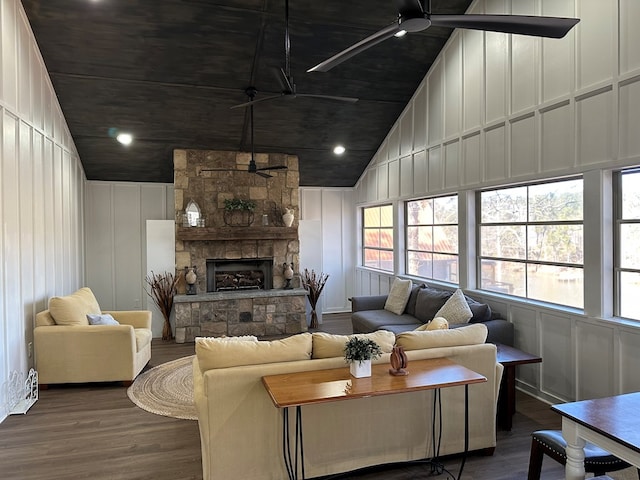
<box><xmin>1</xmin><ymin>0</ymin><xmax>85</xmax><ymax>422</ymax></box>
<box><xmin>354</xmin><ymin>0</ymin><xmax>640</xmax><ymax>404</ymax></box>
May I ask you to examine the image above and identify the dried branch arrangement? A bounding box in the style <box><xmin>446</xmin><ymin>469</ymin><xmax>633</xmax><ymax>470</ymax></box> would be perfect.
<box><xmin>301</xmin><ymin>268</ymin><xmax>329</xmax><ymax>329</ymax></box>
<box><xmin>145</xmin><ymin>271</ymin><xmax>180</xmax><ymax>341</ymax></box>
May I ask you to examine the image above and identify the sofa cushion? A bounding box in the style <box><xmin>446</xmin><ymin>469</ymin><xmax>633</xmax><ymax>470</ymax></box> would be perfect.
<box><xmin>414</xmin><ymin>286</ymin><xmax>452</xmax><ymax>323</ymax></box>
<box><xmin>134</xmin><ymin>328</ymin><xmax>153</xmax><ymax>352</ymax></box>
<box><xmin>352</xmin><ymin>310</ymin><xmax>419</xmax><ymax>333</ymax></box>
<box><xmin>433</xmin><ymin>289</ymin><xmax>473</xmax><ymax>325</ymax></box>
<box><xmin>49</xmin><ymin>287</ymin><xmax>102</xmax><ymax>326</ymax></box>
<box><xmin>87</xmin><ymin>313</ymin><xmax>119</xmax><ymax>326</ymax></box>
<box><xmin>404</xmin><ymin>283</ymin><xmax>426</xmax><ymax>316</ymax></box>
<box><xmin>415</xmin><ymin>316</ymin><xmax>449</xmax><ymax>331</ymax></box>
<box><xmin>395</xmin><ymin>323</ymin><xmax>488</xmax><ymax>351</ymax></box>
<box><xmin>196</xmin><ymin>333</ymin><xmax>312</xmax><ymax>372</ymax></box>
<box><xmin>311</xmin><ymin>331</ymin><xmax>396</xmax><ymax>359</ymax></box>
<box><xmin>465</xmin><ymin>295</ymin><xmax>493</xmax><ymax>323</ymax></box>
<box><xmin>384</xmin><ymin>278</ymin><xmax>413</xmax><ymax>315</ymax></box>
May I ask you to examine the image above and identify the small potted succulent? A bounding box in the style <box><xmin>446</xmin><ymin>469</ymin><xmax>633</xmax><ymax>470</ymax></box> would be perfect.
<box><xmin>344</xmin><ymin>337</ymin><xmax>382</xmax><ymax>378</ymax></box>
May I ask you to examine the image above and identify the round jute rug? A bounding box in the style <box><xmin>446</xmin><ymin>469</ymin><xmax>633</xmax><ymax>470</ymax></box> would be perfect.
<box><xmin>127</xmin><ymin>355</ymin><xmax>197</xmax><ymax>420</ymax></box>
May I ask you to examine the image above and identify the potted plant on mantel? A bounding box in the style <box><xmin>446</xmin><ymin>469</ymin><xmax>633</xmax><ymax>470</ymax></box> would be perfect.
<box><xmin>223</xmin><ymin>198</ymin><xmax>256</xmax><ymax>226</ymax></box>
<box><xmin>344</xmin><ymin>336</ymin><xmax>382</xmax><ymax>378</ymax></box>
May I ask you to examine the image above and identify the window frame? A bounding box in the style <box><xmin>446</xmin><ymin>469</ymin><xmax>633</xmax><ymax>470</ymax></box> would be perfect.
<box><xmin>361</xmin><ymin>204</ymin><xmax>394</xmax><ymax>273</ymax></box>
<box><xmin>404</xmin><ymin>194</ymin><xmax>459</xmax><ymax>284</ymax></box>
<box><xmin>476</xmin><ymin>177</ymin><xmax>584</xmax><ymax>308</ymax></box>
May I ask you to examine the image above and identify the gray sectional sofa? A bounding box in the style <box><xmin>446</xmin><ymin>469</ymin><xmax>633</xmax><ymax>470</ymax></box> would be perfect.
<box><xmin>351</xmin><ymin>283</ymin><xmax>514</xmax><ymax>346</ymax></box>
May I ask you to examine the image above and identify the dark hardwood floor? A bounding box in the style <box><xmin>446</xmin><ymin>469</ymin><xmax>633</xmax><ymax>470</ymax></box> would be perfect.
<box><xmin>0</xmin><ymin>314</ymin><xmax>630</xmax><ymax>479</ymax></box>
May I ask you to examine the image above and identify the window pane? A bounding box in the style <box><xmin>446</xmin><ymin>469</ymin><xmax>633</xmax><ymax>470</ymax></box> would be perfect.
<box><xmin>407</xmin><ymin>226</ymin><xmax>432</xmax><ymax>250</ymax></box>
<box><xmin>407</xmin><ymin>251</ymin><xmax>432</xmax><ymax>277</ymax></box>
<box><xmin>380</xmin><ymin>228</ymin><xmax>394</xmax><ymax>248</ymax></box>
<box><xmin>481</xmin><ymin>186</ymin><xmax>527</xmax><ymax>223</ymax></box>
<box><xmin>363</xmin><ymin>207</ymin><xmax>380</xmax><ymax>227</ymax></box>
<box><xmin>622</xmin><ymin>173</ymin><xmax>640</xmax><ymax>219</ymax></box>
<box><xmin>433</xmin><ymin>226</ymin><xmax>458</xmax><ymax>253</ymax></box>
<box><xmin>480</xmin><ymin>260</ymin><xmax>523</xmax><ymax>295</ymax></box>
<box><xmin>433</xmin><ymin>254</ymin><xmax>458</xmax><ymax>283</ymax></box>
<box><xmin>433</xmin><ymin>196</ymin><xmax>458</xmax><ymax>224</ymax></box>
<box><xmin>363</xmin><ymin>249</ymin><xmax>380</xmax><ymax>269</ymax></box>
<box><xmin>528</xmin><ymin>180</ymin><xmax>583</xmax><ymax>221</ymax></box>
<box><xmin>620</xmin><ymin>224</ymin><xmax>640</xmax><ymax>269</ymax></box>
<box><xmin>527</xmin><ymin>264</ymin><xmax>583</xmax><ymax>308</ymax></box>
<box><xmin>380</xmin><ymin>205</ymin><xmax>393</xmax><ymax>227</ymax></box>
<box><xmin>364</xmin><ymin>230</ymin><xmax>380</xmax><ymax>248</ymax></box>
<box><xmin>527</xmin><ymin>225</ymin><xmax>584</xmax><ymax>264</ymax></box>
<box><xmin>620</xmin><ymin>271</ymin><xmax>640</xmax><ymax>319</ymax></box>
<box><xmin>379</xmin><ymin>250</ymin><xmax>394</xmax><ymax>271</ymax></box>
<box><xmin>480</xmin><ymin>225</ymin><xmax>526</xmax><ymax>259</ymax></box>
<box><xmin>407</xmin><ymin>199</ymin><xmax>433</xmax><ymax>225</ymax></box>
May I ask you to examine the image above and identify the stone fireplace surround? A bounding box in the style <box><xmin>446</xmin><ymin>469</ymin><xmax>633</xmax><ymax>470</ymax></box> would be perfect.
<box><xmin>172</xmin><ymin>149</ymin><xmax>306</xmax><ymax>343</ymax></box>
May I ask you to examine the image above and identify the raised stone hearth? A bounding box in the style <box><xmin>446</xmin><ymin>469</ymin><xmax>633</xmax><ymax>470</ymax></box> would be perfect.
<box><xmin>174</xmin><ymin>289</ymin><xmax>307</xmax><ymax>342</ymax></box>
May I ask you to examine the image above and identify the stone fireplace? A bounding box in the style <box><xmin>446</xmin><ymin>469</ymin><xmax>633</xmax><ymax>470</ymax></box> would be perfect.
<box><xmin>172</xmin><ymin>149</ymin><xmax>306</xmax><ymax>342</ymax></box>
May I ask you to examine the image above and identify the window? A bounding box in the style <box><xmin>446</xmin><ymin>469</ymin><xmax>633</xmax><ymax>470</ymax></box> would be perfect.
<box><xmin>615</xmin><ymin>168</ymin><xmax>640</xmax><ymax>320</ymax></box>
<box><xmin>406</xmin><ymin>195</ymin><xmax>458</xmax><ymax>283</ymax></box>
<box><xmin>363</xmin><ymin>205</ymin><xmax>394</xmax><ymax>272</ymax></box>
<box><xmin>478</xmin><ymin>179</ymin><xmax>584</xmax><ymax>308</ymax></box>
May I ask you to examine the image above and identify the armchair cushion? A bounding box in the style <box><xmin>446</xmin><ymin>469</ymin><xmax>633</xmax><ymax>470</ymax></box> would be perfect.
<box><xmin>396</xmin><ymin>323</ymin><xmax>488</xmax><ymax>351</ymax></box>
<box><xmin>311</xmin><ymin>330</ymin><xmax>396</xmax><ymax>359</ymax></box>
<box><xmin>49</xmin><ymin>287</ymin><xmax>101</xmax><ymax>326</ymax></box>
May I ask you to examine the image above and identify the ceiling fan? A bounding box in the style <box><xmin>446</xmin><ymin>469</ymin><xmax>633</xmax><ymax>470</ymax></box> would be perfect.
<box><xmin>231</xmin><ymin>0</ymin><xmax>358</xmax><ymax>109</ymax></box>
<box><xmin>307</xmin><ymin>0</ymin><xmax>580</xmax><ymax>73</ymax></box>
<box><xmin>204</xmin><ymin>88</ymin><xmax>287</xmax><ymax>178</ymax></box>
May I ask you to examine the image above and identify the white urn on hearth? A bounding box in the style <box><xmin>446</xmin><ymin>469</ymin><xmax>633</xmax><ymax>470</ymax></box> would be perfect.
<box><xmin>282</xmin><ymin>208</ymin><xmax>294</xmax><ymax>227</ymax></box>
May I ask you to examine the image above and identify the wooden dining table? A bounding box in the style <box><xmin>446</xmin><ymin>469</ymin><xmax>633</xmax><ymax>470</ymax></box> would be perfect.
<box><xmin>552</xmin><ymin>392</ymin><xmax>640</xmax><ymax>479</ymax></box>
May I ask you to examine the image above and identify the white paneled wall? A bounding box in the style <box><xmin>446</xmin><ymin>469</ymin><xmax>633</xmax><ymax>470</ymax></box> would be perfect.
<box><xmin>84</xmin><ymin>182</ymin><xmax>174</xmax><ymax>315</ymax></box>
<box><xmin>1</xmin><ymin>0</ymin><xmax>85</xmax><ymax>422</ymax></box>
<box><xmin>353</xmin><ymin>0</ymin><xmax>640</xmax><ymax>405</ymax></box>
<box><xmin>299</xmin><ymin>188</ymin><xmax>355</xmax><ymax>314</ymax></box>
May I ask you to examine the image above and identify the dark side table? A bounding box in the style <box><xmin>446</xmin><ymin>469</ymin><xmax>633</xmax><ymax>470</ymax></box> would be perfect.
<box><xmin>496</xmin><ymin>343</ymin><xmax>542</xmax><ymax>430</ymax></box>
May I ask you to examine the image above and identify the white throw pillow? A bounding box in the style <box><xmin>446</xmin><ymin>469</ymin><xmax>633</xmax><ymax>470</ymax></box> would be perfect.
<box><xmin>87</xmin><ymin>313</ymin><xmax>119</xmax><ymax>326</ymax></box>
<box><xmin>414</xmin><ymin>316</ymin><xmax>449</xmax><ymax>331</ymax></box>
<box><xmin>433</xmin><ymin>289</ymin><xmax>472</xmax><ymax>324</ymax></box>
<box><xmin>383</xmin><ymin>278</ymin><xmax>413</xmax><ymax>315</ymax></box>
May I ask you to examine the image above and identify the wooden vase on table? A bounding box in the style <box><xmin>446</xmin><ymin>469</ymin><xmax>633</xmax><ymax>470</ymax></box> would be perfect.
<box><xmin>389</xmin><ymin>346</ymin><xmax>409</xmax><ymax>376</ymax></box>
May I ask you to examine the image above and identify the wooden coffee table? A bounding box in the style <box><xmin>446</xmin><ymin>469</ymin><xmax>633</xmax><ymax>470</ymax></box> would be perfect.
<box><xmin>496</xmin><ymin>343</ymin><xmax>542</xmax><ymax>430</ymax></box>
<box><xmin>262</xmin><ymin>357</ymin><xmax>487</xmax><ymax>480</ymax></box>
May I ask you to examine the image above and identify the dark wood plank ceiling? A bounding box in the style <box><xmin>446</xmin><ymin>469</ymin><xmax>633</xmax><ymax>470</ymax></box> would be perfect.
<box><xmin>21</xmin><ymin>0</ymin><xmax>472</xmax><ymax>186</ymax></box>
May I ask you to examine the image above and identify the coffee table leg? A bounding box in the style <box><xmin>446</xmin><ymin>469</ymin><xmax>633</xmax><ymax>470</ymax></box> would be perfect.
<box><xmin>282</xmin><ymin>407</ymin><xmax>305</xmax><ymax>480</ymax></box>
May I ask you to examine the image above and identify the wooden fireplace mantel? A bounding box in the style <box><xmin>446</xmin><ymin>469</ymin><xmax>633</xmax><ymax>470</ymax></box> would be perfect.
<box><xmin>176</xmin><ymin>226</ymin><xmax>298</xmax><ymax>241</ymax></box>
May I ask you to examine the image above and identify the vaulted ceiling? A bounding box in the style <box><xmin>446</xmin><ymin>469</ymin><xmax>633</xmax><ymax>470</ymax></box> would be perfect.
<box><xmin>22</xmin><ymin>0</ymin><xmax>473</xmax><ymax>186</ymax></box>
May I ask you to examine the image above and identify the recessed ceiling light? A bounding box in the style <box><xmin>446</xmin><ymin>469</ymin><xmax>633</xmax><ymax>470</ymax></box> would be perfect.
<box><xmin>116</xmin><ymin>133</ymin><xmax>133</xmax><ymax>145</ymax></box>
<box><xmin>333</xmin><ymin>145</ymin><xmax>346</xmax><ymax>155</ymax></box>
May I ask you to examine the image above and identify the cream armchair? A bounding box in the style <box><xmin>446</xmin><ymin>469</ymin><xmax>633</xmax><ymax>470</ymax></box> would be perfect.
<box><xmin>34</xmin><ymin>288</ymin><xmax>152</xmax><ymax>387</ymax></box>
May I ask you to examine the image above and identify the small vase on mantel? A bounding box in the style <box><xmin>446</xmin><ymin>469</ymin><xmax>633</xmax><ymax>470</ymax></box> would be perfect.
<box><xmin>282</xmin><ymin>208</ymin><xmax>294</xmax><ymax>227</ymax></box>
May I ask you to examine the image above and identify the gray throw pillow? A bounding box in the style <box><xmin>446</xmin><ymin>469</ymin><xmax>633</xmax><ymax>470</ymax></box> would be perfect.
<box><xmin>464</xmin><ymin>295</ymin><xmax>493</xmax><ymax>323</ymax></box>
<box><xmin>414</xmin><ymin>287</ymin><xmax>452</xmax><ymax>323</ymax></box>
<box><xmin>404</xmin><ymin>283</ymin><xmax>427</xmax><ymax>316</ymax></box>
<box><xmin>87</xmin><ymin>313</ymin><xmax>119</xmax><ymax>326</ymax></box>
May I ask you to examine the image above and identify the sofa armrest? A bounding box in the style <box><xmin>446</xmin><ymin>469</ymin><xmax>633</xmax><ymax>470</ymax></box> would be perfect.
<box><xmin>351</xmin><ymin>295</ymin><xmax>388</xmax><ymax>312</ymax></box>
<box><xmin>103</xmin><ymin>310</ymin><xmax>152</xmax><ymax>329</ymax></box>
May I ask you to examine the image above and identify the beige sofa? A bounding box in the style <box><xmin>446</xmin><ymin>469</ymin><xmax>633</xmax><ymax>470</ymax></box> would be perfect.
<box><xmin>34</xmin><ymin>287</ymin><xmax>152</xmax><ymax>386</ymax></box>
<box><xmin>193</xmin><ymin>324</ymin><xmax>503</xmax><ymax>480</ymax></box>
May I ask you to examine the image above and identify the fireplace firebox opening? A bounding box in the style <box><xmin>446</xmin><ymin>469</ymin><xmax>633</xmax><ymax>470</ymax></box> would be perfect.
<box><xmin>206</xmin><ymin>258</ymin><xmax>274</xmax><ymax>292</ymax></box>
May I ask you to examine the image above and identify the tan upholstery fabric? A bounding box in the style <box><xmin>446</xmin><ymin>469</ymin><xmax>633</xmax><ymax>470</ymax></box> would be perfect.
<box><xmin>383</xmin><ymin>278</ymin><xmax>413</xmax><ymax>315</ymax></box>
<box><xmin>196</xmin><ymin>333</ymin><xmax>312</xmax><ymax>372</ymax></box>
<box><xmin>193</xmin><ymin>342</ymin><xmax>502</xmax><ymax>480</ymax></box>
<box><xmin>34</xmin><ymin>308</ymin><xmax>152</xmax><ymax>385</ymax></box>
<box><xmin>433</xmin><ymin>288</ymin><xmax>472</xmax><ymax>324</ymax></box>
<box><xmin>415</xmin><ymin>316</ymin><xmax>449</xmax><ymax>331</ymax></box>
<box><xmin>311</xmin><ymin>330</ymin><xmax>396</xmax><ymax>359</ymax></box>
<box><xmin>396</xmin><ymin>323</ymin><xmax>488</xmax><ymax>350</ymax></box>
<box><xmin>48</xmin><ymin>287</ymin><xmax>101</xmax><ymax>326</ymax></box>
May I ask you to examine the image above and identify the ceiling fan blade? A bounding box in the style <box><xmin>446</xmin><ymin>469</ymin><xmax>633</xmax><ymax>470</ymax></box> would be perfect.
<box><xmin>395</xmin><ymin>0</ymin><xmax>425</xmax><ymax>16</ymax></box>
<box><xmin>307</xmin><ymin>22</ymin><xmax>400</xmax><ymax>73</ymax></box>
<box><xmin>256</xmin><ymin>165</ymin><xmax>288</xmax><ymax>171</ymax></box>
<box><xmin>230</xmin><ymin>93</ymin><xmax>283</xmax><ymax>109</ymax></box>
<box><xmin>274</xmin><ymin>67</ymin><xmax>294</xmax><ymax>93</ymax></box>
<box><xmin>293</xmin><ymin>93</ymin><xmax>359</xmax><ymax>104</ymax></box>
<box><xmin>430</xmin><ymin>14</ymin><xmax>579</xmax><ymax>39</ymax></box>
<box><xmin>256</xmin><ymin>171</ymin><xmax>273</xmax><ymax>178</ymax></box>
